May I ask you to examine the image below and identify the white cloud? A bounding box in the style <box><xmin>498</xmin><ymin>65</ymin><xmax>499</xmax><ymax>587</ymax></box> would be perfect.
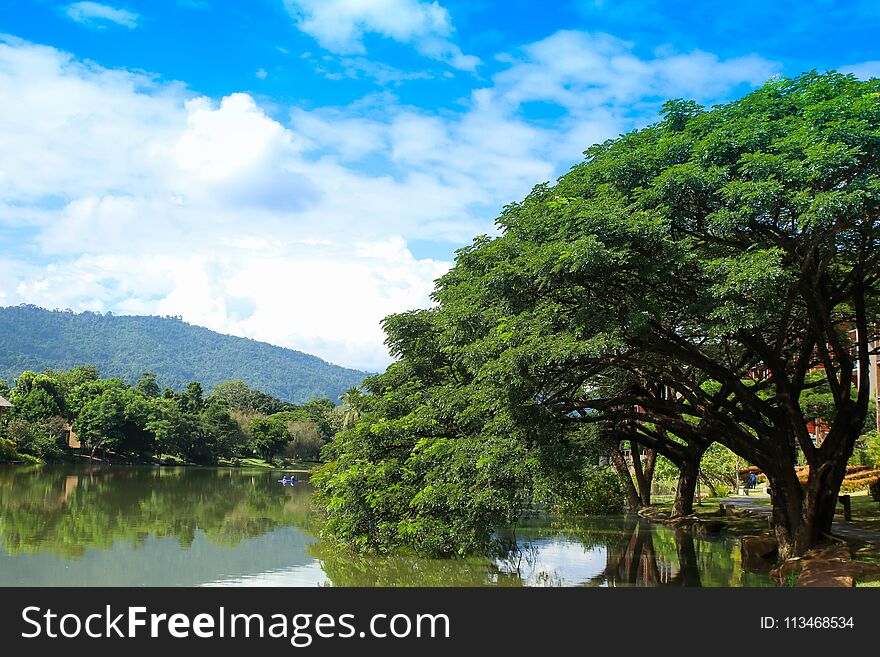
<box><xmin>843</xmin><ymin>60</ymin><xmax>880</xmax><ymax>80</ymax></box>
<box><xmin>173</xmin><ymin>94</ymin><xmax>291</xmax><ymax>182</ymax></box>
<box><xmin>65</xmin><ymin>2</ymin><xmax>140</xmax><ymax>29</ymax></box>
<box><xmin>283</xmin><ymin>0</ymin><xmax>479</xmax><ymax>71</ymax></box>
<box><xmin>0</xmin><ymin>32</ymin><xmax>778</xmax><ymax>370</ymax></box>
<box><xmin>492</xmin><ymin>31</ymin><xmax>777</xmax><ymax>113</ymax></box>
<box><xmin>309</xmin><ymin>55</ymin><xmax>434</xmax><ymax>85</ymax></box>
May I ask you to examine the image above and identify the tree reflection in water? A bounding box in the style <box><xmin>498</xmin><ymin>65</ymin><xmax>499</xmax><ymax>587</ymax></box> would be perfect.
<box><xmin>598</xmin><ymin>519</ymin><xmax>701</xmax><ymax>587</ymax></box>
<box><xmin>0</xmin><ymin>464</ymin><xmax>315</xmax><ymax>558</ymax></box>
<box><xmin>0</xmin><ymin>466</ymin><xmax>773</xmax><ymax>587</ymax></box>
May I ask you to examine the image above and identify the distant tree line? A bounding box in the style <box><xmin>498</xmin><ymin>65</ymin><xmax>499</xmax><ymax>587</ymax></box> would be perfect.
<box><xmin>0</xmin><ymin>366</ymin><xmax>359</xmax><ymax>465</ymax></box>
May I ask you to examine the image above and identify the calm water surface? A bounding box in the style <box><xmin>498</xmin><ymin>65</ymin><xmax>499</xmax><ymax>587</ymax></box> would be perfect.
<box><xmin>0</xmin><ymin>464</ymin><xmax>774</xmax><ymax>587</ymax></box>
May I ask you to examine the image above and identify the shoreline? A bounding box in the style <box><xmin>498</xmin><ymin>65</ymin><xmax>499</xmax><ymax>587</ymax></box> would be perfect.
<box><xmin>0</xmin><ymin>453</ymin><xmax>318</xmax><ymax>473</ymax></box>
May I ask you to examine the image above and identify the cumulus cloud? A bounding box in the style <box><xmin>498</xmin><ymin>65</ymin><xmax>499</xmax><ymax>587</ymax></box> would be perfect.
<box><xmin>484</xmin><ymin>30</ymin><xmax>778</xmax><ymax>163</ymax></box>
<box><xmin>65</xmin><ymin>2</ymin><xmax>140</xmax><ymax>29</ymax></box>
<box><xmin>283</xmin><ymin>0</ymin><xmax>479</xmax><ymax>71</ymax></box>
<box><xmin>0</xmin><ymin>37</ymin><xmax>461</xmax><ymax>370</ymax></box>
<box><xmin>492</xmin><ymin>31</ymin><xmax>777</xmax><ymax>112</ymax></box>
<box><xmin>0</xmin><ymin>32</ymin><xmax>778</xmax><ymax>370</ymax></box>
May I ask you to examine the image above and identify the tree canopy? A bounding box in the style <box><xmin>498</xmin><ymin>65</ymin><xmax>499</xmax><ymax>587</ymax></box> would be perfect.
<box><xmin>316</xmin><ymin>72</ymin><xmax>880</xmax><ymax>559</ymax></box>
<box><xmin>0</xmin><ymin>366</ymin><xmax>341</xmax><ymax>466</ymax></box>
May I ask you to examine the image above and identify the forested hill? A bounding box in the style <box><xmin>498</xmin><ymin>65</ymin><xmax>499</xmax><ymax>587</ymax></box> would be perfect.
<box><xmin>0</xmin><ymin>305</ymin><xmax>369</xmax><ymax>403</ymax></box>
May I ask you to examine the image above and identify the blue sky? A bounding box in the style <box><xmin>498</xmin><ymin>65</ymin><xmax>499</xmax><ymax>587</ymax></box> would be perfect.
<box><xmin>0</xmin><ymin>0</ymin><xmax>878</xmax><ymax>370</ymax></box>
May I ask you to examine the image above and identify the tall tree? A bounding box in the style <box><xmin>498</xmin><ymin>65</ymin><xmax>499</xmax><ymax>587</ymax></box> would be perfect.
<box><xmin>428</xmin><ymin>72</ymin><xmax>880</xmax><ymax>558</ymax></box>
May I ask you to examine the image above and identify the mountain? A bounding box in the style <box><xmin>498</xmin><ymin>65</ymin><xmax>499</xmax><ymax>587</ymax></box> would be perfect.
<box><xmin>0</xmin><ymin>305</ymin><xmax>370</xmax><ymax>403</ymax></box>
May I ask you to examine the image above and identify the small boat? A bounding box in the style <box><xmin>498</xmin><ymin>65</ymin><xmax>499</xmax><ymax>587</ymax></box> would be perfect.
<box><xmin>278</xmin><ymin>475</ymin><xmax>298</xmax><ymax>486</ymax></box>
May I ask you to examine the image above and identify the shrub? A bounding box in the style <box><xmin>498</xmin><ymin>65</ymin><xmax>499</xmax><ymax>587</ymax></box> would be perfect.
<box><xmin>550</xmin><ymin>466</ymin><xmax>625</xmax><ymax>516</ymax></box>
<box><xmin>840</xmin><ymin>476</ymin><xmax>879</xmax><ymax>494</ymax></box>
<box><xmin>28</xmin><ymin>426</ymin><xmax>66</xmax><ymax>461</ymax></box>
<box><xmin>865</xmin><ymin>431</ymin><xmax>880</xmax><ymax>468</ymax></box>
<box><xmin>5</xmin><ymin>418</ymin><xmax>66</xmax><ymax>461</ymax></box>
<box><xmin>283</xmin><ymin>420</ymin><xmax>324</xmax><ymax>461</ymax></box>
<box><xmin>0</xmin><ymin>437</ymin><xmax>16</xmax><ymax>461</ymax></box>
<box><xmin>870</xmin><ymin>477</ymin><xmax>880</xmax><ymax>503</ymax></box>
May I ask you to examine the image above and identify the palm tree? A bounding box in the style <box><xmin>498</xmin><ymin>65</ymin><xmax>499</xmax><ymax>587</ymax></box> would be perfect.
<box><xmin>338</xmin><ymin>387</ymin><xmax>364</xmax><ymax>431</ymax></box>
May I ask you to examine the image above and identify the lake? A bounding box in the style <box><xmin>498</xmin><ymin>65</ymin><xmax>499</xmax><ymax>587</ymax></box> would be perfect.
<box><xmin>0</xmin><ymin>464</ymin><xmax>775</xmax><ymax>587</ymax></box>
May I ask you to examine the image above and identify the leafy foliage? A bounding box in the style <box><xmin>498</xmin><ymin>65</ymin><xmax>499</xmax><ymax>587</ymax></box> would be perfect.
<box><xmin>248</xmin><ymin>416</ymin><xmax>291</xmax><ymax>462</ymax></box>
<box><xmin>3</xmin><ymin>418</ymin><xmax>66</xmax><ymax>461</ymax></box>
<box><xmin>283</xmin><ymin>421</ymin><xmax>325</xmax><ymax>461</ymax></box>
<box><xmin>863</xmin><ymin>430</ymin><xmax>880</xmax><ymax>468</ymax></box>
<box><xmin>0</xmin><ymin>366</ymin><xmax>341</xmax><ymax>465</ymax></box>
<box><xmin>318</xmin><ymin>71</ymin><xmax>880</xmax><ymax>558</ymax></box>
<box><xmin>543</xmin><ymin>466</ymin><xmax>625</xmax><ymax>516</ymax></box>
<box><xmin>870</xmin><ymin>477</ymin><xmax>880</xmax><ymax>502</ymax></box>
<box><xmin>0</xmin><ymin>437</ymin><xmax>16</xmax><ymax>461</ymax></box>
<box><xmin>312</xmin><ymin>311</ymin><xmax>539</xmax><ymax>556</ymax></box>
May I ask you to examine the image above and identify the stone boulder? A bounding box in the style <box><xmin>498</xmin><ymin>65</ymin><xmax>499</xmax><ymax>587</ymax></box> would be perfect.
<box><xmin>796</xmin><ymin>545</ymin><xmax>857</xmax><ymax>587</ymax></box>
<box><xmin>742</xmin><ymin>534</ymin><xmax>778</xmax><ymax>559</ymax></box>
<box><xmin>741</xmin><ymin>535</ymin><xmax>778</xmax><ymax>571</ymax></box>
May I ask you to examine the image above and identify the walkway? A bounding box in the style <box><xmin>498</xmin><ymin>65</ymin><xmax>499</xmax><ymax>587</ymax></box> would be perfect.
<box><xmin>719</xmin><ymin>496</ymin><xmax>880</xmax><ymax>545</ymax></box>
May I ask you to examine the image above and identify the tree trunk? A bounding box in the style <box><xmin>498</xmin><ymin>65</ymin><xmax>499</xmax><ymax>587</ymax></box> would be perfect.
<box><xmin>672</xmin><ymin>529</ymin><xmax>701</xmax><ymax>587</ymax></box>
<box><xmin>770</xmin><ymin>457</ymin><xmax>850</xmax><ymax>560</ymax></box>
<box><xmin>764</xmin><ymin>416</ymin><xmax>858</xmax><ymax>559</ymax></box>
<box><xmin>608</xmin><ymin>439</ymin><xmax>641</xmax><ymax>511</ymax></box>
<box><xmin>642</xmin><ymin>449</ymin><xmax>656</xmax><ymax>504</ymax></box>
<box><xmin>671</xmin><ymin>456</ymin><xmax>700</xmax><ymax>517</ymax></box>
<box><xmin>767</xmin><ymin>464</ymin><xmax>807</xmax><ymax>560</ymax></box>
<box><xmin>699</xmin><ymin>472</ymin><xmax>720</xmax><ymax>498</ymax></box>
<box><xmin>630</xmin><ymin>441</ymin><xmax>655</xmax><ymax>506</ymax></box>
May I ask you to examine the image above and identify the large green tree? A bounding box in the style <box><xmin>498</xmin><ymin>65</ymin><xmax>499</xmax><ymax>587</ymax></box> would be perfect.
<box><xmin>248</xmin><ymin>416</ymin><xmax>291</xmax><ymax>462</ymax></box>
<box><xmin>426</xmin><ymin>72</ymin><xmax>880</xmax><ymax>558</ymax></box>
<box><xmin>319</xmin><ymin>72</ymin><xmax>880</xmax><ymax>560</ymax></box>
<box><xmin>314</xmin><ymin>309</ymin><xmax>584</xmax><ymax>556</ymax></box>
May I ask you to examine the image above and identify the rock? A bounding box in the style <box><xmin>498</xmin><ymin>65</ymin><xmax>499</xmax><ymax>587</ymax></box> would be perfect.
<box><xmin>797</xmin><ymin>560</ymin><xmax>859</xmax><ymax>587</ymax></box>
<box><xmin>771</xmin><ymin>558</ymin><xmax>802</xmax><ymax>582</ymax></box>
<box><xmin>699</xmin><ymin>520</ymin><xmax>725</xmax><ymax>534</ymax></box>
<box><xmin>741</xmin><ymin>535</ymin><xmax>778</xmax><ymax>571</ymax></box>
<box><xmin>742</xmin><ymin>535</ymin><xmax>778</xmax><ymax>559</ymax></box>
<box><xmin>778</xmin><ymin>544</ymin><xmax>880</xmax><ymax>587</ymax></box>
<box><xmin>804</xmin><ymin>545</ymin><xmax>850</xmax><ymax>563</ymax></box>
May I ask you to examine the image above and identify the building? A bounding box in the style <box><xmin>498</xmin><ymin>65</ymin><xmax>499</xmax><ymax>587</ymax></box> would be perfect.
<box><xmin>0</xmin><ymin>395</ymin><xmax>11</xmax><ymax>420</ymax></box>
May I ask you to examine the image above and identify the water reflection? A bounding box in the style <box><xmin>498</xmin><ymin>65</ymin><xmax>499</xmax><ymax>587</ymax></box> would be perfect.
<box><xmin>594</xmin><ymin>519</ymin><xmax>701</xmax><ymax>586</ymax></box>
<box><xmin>0</xmin><ymin>465</ymin><xmax>773</xmax><ymax>587</ymax></box>
<box><xmin>0</xmin><ymin>464</ymin><xmax>315</xmax><ymax>557</ymax></box>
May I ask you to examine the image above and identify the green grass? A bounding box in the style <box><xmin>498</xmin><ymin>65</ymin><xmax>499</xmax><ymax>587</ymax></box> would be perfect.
<box><xmin>646</xmin><ymin>494</ymin><xmax>773</xmax><ymax>535</ymax></box>
<box><xmin>14</xmin><ymin>452</ymin><xmax>43</xmax><ymax>465</ymax></box>
<box><xmin>649</xmin><ymin>495</ymin><xmax>727</xmax><ymax>516</ymax></box>
<box><xmin>835</xmin><ymin>493</ymin><xmax>880</xmax><ymax>532</ymax></box>
<box><xmin>216</xmin><ymin>457</ymin><xmax>319</xmax><ymax>471</ymax></box>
